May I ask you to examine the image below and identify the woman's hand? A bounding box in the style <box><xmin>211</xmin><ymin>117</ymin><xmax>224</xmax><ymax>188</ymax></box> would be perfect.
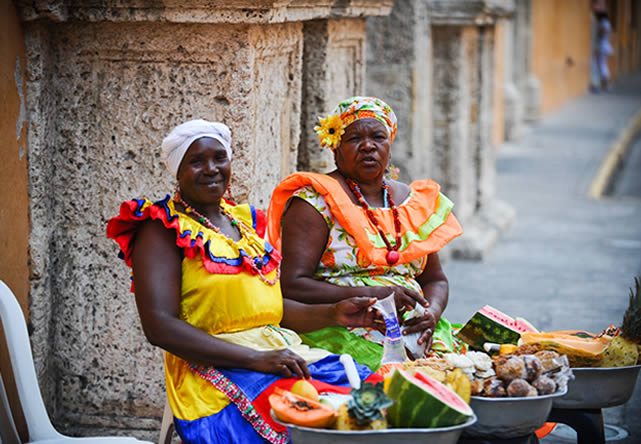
<box><xmin>333</xmin><ymin>297</ymin><xmax>377</xmax><ymax>328</ymax></box>
<box><xmin>402</xmin><ymin>307</ymin><xmax>441</xmax><ymax>352</ymax></box>
<box><xmin>370</xmin><ymin>285</ymin><xmax>428</xmax><ymax>312</ymax></box>
<box><xmin>252</xmin><ymin>349</ymin><xmax>311</xmax><ymax>379</ymax></box>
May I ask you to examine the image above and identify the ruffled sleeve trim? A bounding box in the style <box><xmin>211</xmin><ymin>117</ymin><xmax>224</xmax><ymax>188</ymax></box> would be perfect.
<box><xmin>107</xmin><ymin>195</ymin><xmax>280</xmax><ymax>277</ymax></box>
<box><xmin>267</xmin><ymin>172</ymin><xmax>462</xmax><ymax>266</ymax></box>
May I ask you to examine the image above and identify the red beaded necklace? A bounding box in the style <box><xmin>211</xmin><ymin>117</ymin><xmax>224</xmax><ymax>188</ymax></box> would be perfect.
<box><xmin>174</xmin><ymin>191</ymin><xmax>280</xmax><ymax>286</ymax></box>
<box><xmin>344</xmin><ymin>177</ymin><xmax>402</xmax><ymax>265</ymax></box>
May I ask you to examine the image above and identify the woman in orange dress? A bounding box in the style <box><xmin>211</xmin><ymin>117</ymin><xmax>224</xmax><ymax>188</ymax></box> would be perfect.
<box><xmin>268</xmin><ymin>97</ymin><xmax>466</xmax><ymax>371</ymax></box>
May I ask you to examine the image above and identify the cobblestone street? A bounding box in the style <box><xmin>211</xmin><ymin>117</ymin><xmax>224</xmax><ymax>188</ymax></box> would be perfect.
<box><xmin>443</xmin><ymin>73</ymin><xmax>641</xmax><ymax>443</ymax></box>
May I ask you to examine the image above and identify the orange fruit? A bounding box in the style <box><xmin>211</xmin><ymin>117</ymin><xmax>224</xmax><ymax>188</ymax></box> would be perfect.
<box><xmin>291</xmin><ymin>379</ymin><xmax>320</xmax><ymax>402</ymax></box>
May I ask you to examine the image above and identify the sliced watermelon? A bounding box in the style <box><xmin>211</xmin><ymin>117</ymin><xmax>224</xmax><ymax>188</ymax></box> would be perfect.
<box><xmin>385</xmin><ymin>369</ymin><xmax>473</xmax><ymax>428</ymax></box>
<box><xmin>455</xmin><ymin>305</ymin><xmax>538</xmax><ymax>350</ymax></box>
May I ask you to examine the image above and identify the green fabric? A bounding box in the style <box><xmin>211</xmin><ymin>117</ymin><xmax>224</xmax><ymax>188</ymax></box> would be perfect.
<box><xmin>301</xmin><ymin>327</ymin><xmax>383</xmax><ymax>372</ymax></box>
<box><xmin>368</xmin><ymin>193</ymin><xmax>454</xmax><ymax>251</ymax></box>
<box><xmin>430</xmin><ymin>318</ymin><xmax>465</xmax><ymax>353</ymax></box>
<box><xmin>301</xmin><ymin>318</ymin><xmax>463</xmax><ymax>372</ymax></box>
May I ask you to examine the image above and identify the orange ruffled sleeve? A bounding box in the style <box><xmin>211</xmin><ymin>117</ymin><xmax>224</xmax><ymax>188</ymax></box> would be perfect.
<box><xmin>267</xmin><ymin>172</ymin><xmax>462</xmax><ymax>267</ymax></box>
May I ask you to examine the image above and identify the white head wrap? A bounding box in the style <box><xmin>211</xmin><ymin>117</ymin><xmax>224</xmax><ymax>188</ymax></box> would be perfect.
<box><xmin>161</xmin><ymin>119</ymin><xmax>232</xmax><ymax>177</ymax></box>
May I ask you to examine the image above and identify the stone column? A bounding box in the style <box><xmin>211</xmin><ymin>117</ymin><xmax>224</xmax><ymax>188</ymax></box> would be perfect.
<box><xmin>501</xmin><ymin>1</ymin><xmax>525</xmax><ymax>141</ymax></box>
<box><xmin>428</xmin><ymin>0</ymin><xmax>515</xmax><ymax>260</ymax></box>
<box><xmin>297</xmin><ymin>0</ymin><xmax>395</xmax><ymax>173</ymax></box>
<box><xmin>14</xmin><ymin>0</ymin><xmax>393</xmax><ymax>437</ymax></box>
<box><xmin>298</xmin><ymin>18</ymin><xmax>366</xmax><ymax>173</ymax></box>
<box><xmin>513</xmin><ymin>0</ymin><xmax>541</xmax><ymax>122</ymax></box>
<box><xmin>365</xmin><ymin>0</ymin><xmax>433</xmax><ymax>183</ymax></box>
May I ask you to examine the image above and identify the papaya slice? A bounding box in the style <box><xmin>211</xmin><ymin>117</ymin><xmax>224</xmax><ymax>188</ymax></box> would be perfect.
<box><xmin>520</xmin><ymin>331</ymin><xmax>611</xmax><ymax>367</ymax></box>
<box><xmin>269</xmin><ymin>387</ymin><xmax>337</xmax><ymax>428</ymax></box>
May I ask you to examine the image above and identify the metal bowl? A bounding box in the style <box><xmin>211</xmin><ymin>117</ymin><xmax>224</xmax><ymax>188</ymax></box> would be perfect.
<box><xmin>463</xmin><ymin>386</ymin><xmax>568</xmax><ymax>439</ymax></box>
<box><xmin>271</xmin><ymin>410</ymin><xmax>477</xmax><ymax>444</ymax></box>
<box><xmin>552</xmin><ymin>364</ymin><xmax>641</xmax><ymax>409</ymax></box>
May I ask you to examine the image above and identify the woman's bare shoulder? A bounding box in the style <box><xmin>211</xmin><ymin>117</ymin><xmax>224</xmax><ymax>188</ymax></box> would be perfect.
<box><xmin>389</xmin><ymin>179</ymin><xmax>411</xmax><ymax>203</ymax></box>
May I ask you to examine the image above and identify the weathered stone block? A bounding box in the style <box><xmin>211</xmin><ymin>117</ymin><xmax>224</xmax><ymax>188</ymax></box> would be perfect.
<box><xmin>299</xmin><ymin>18</ymin><xmax>365</xmax><ymax>173</ymax></box>
<box><xmin>366</xmin><ymin>0</ymin><xmax>433</xmax><ymax>183</ymax></box>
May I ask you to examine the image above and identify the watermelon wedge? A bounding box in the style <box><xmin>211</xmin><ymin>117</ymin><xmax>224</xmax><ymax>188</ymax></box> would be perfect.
<box><xmin>455</xmin><ymin>305</ymin><xmax>538</xmax><ymax>351</ymax></box>
<box><xmin>386</xmin><ymin>369</ymin><xmax>474</xmax><ymax>428</ymax></box>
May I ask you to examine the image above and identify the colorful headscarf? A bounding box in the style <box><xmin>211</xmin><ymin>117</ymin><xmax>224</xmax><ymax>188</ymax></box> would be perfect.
<box><xmin>161</xmin><ymin>119</ymin><xmax>232</xmax><ymax>177</ymax></box>
<box><xmin>314</xmin><ymin>96</ymin><xmax>397</xmax><ymax>150</ymax></box>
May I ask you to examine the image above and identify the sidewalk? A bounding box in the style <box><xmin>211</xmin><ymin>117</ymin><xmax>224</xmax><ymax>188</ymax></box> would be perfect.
<box><xmin>442</xmin><ymin>73</ymin><xmax>641</xmax><ymax>443</ymax></box>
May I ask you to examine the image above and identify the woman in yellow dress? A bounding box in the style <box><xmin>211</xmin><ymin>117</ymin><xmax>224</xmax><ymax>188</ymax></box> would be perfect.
<box><xmin>107</xmin><ymin>119</ymin><xmax>381</xmax><ymax>443</ymax></box>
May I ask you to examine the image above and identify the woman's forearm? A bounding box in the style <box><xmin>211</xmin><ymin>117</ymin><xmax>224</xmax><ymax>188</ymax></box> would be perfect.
<box><xmin>143</xmin><ymin>312</ymin><xmax>262</xmax><ymax>368</ymax></box>
<box><xmin>422</xmin><ymin>280</ymin><xmax>448</xmax><ymax>321</ymax></box>
<box><xmin>282</xmin><ymin>274</ymin><xmax>380</xmax><ymax>304</ymax></box>
<box><xmin>280</xmin><ymin>298</ymin><xmax>336</xmax><ymax>332</ymax></box>
<box><xmin>416</xmin><ymin>252</ymin><xmax>449</xmax><ymax>322</ymax></box>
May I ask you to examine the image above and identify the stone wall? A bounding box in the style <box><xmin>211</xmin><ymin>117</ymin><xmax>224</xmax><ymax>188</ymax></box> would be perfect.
<box><xmin>15</xmin><ymin>0</ymin><xmax>392</xmax><ymax>437</ymax></box>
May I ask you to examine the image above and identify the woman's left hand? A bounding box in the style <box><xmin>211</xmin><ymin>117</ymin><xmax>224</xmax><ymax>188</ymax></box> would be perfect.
<box><xmin>333</xmin><ymin>297</ymin><xmax>378</xmax><ymax>328</ymax></box>
<box><xmin>402</xmin><ymin>307</ymin><xmax>441</xmax><ymax>349</ymax></box>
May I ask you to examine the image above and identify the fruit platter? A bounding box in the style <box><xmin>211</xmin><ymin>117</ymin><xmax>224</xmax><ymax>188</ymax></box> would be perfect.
<box><xmin>270</xmin><ymin>409</ymin><xmax>476</xmax><ymax>444</ymax></box>
<box><xmin>466</xmin><ymin>387</ymin><xmax>567</xmax><ymax>439</ymax></box>
<box><xmin>552</xmin><ymin>364</ymin><xmax>641</xmax><ymax>409</ymax></box>
<box><xmin>519</xmin><ymin>278</ymin><xmax>641</xmax><ymax>409</ymax></box>
<box><xmin>422</xmin><ymin>347</ymin><xmax>573</xmax><ymax>439</ymax></box>
<box><xmin>268</xmin><ymin>277</ymin><xmax>641</xmax><ymax>442</ymax></box>
<box><xmin>268</xmin><ymin>355</ymin><xmax>477</xmax><ymax>444</ymax></box>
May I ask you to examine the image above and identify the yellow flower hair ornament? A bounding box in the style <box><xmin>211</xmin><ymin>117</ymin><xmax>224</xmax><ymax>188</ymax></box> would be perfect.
<box><xmin>314</xmin><ymin>114</ymin><xmax>345</xmax><ymax>150</ymax></box>
<box><xmin>314</xmin><ymin>96</ymin><xmax>398</xmax><ymax>151</ymax></box>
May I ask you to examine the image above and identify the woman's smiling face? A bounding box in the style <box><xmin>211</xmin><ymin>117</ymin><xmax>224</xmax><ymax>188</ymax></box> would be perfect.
<box><xmin>334</xmin><ymin>118</ymin><xmax>391</xmax><ymax>183</ymax></box>
<box><xmin>177</xmin><ymin>137</ymin><xmax>231</xmax><ymax>206</ymax></box>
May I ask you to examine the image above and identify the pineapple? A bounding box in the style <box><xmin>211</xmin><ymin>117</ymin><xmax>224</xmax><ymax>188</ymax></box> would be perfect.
<box><xmin>335</xmin><ymin>382</ymin><xmax>393</xmax><ymax>430</ymax></box>
<box><xmin>445</xmin><ymin>368</ymin><xmax>472</xmax><ymax>403</ymax></box>
<box><xmin>600</xmin><ymin>277</ymin><xmax>641</xmax><ymax>367</ymax></box>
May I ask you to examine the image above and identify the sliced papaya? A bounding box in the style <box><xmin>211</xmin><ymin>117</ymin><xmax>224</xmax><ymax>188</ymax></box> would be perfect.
<box><xmin>520</xmin><ymin>331</ymin><xmax>611</xmax><ymax>367</ymax></box>
<box><xmin>269</xmin><ymin>387</ymin><xmax>337</xmax><ymax>428</ymax></box>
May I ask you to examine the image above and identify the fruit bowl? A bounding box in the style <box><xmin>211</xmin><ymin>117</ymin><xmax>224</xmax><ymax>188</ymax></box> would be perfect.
<box><xmin>270</xmin><ymin>409</ymin><xmax>477</xmax><ymax>444</ymax></box>
<box><xmin>463</xmin><ymin>386</ymin><xmax>568</xmax><ymax>439</ymax></box>
<box><xmin>552</xmin><ymin>364</ymin><xmax>641</xmax><ymax>409</ymax></box>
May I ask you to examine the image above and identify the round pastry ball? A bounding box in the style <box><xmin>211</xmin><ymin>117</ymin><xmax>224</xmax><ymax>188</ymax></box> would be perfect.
<box><xmin>495</xmin><ymin>356</ymin><xmax>526</xmax><ymax>383</ymax></box>
<box><xmin>507</xmin><ymin>378</ymin><xmax>533</xmax><ymax>397</ymax></box>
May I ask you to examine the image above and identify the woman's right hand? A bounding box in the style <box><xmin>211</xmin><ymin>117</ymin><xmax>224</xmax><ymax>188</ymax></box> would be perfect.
<box><xmin>252</xmin><ymin>349</ymin><xmax>311</xmax><ymax>379</ymax></box>
<box><xmin>370</xmin><ymin>285</ymin><xmax>428</xmax><ymax>312</ymax></box>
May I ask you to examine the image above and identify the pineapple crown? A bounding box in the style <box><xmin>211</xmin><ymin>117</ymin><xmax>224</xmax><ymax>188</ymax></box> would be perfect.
<box><xmin>622</xmin><ymin>277</ymin><xmax>641</xmax><ymax>343</ymax></box>
<box><xmin>347</xmin><ymin>382</ymin><xmax>394</xmax><ymax>425</ymax></box>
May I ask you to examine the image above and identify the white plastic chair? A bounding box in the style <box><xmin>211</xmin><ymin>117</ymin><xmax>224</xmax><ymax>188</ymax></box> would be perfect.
<box><xmin>1</xmin><ymin>372</ymin><xmax>20</xmax><ymax>443</ymax></box>
<box><xmin>0</xmin><ymin>280</ymin><xmax>153</xmax><ymax>444</ymax></box>
<box><xmin>157</xmin><ymin>400</ymin><xmax>174</xmax><ymax>444</ymax></box>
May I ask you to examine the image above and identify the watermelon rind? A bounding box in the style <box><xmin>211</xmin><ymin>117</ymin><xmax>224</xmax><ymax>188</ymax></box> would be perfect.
<box><xmin>386</xmin><ymin>369</ymin><xmax>473</xmax><ymax>428</ymax></box>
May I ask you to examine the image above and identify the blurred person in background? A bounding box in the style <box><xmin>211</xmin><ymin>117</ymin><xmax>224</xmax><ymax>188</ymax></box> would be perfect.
<box><xmin>591</xmin><ymin>1</ymin><xmax>614</xmax><ymax>92</ymax></box>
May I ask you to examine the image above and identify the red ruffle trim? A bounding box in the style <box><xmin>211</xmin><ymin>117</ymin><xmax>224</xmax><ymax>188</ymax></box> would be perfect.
<box><xmin>106</xmin><ymin>196</ymin><xmax>280</xmax><ymax>284</ymax></box>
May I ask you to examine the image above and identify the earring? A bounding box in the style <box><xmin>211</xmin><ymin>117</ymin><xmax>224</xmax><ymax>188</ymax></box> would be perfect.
<box><xmin>385</xmin><ymin>163</ymin><xmax>400</xmax><ymax>181</ymax></box>
<box><xmin>174</xmin><ymin>185</ymin><xmax>192</xmax><ymax>213</ymax></box>
<box><xmin>173</xmin><ymin>184</ymin><xmax>182</xmax><ymax>202</ymax></box>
